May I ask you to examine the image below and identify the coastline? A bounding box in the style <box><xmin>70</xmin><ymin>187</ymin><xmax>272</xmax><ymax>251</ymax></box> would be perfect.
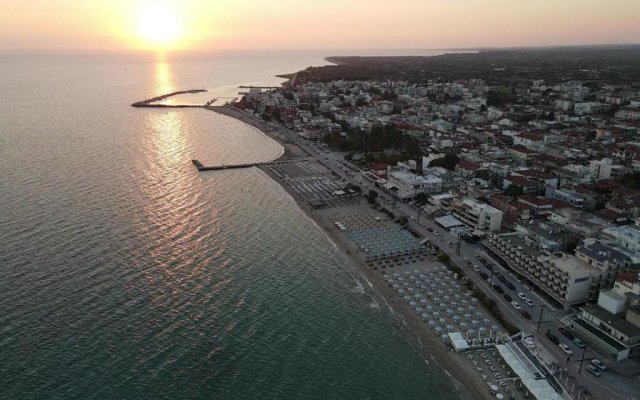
<box><xmin>209</xmin><ymin>105</ymin><xmax>493</xmax><ymax>400</ymax></box>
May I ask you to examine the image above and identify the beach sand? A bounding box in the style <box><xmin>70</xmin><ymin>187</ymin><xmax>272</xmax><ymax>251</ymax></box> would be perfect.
<box><xmin>208</xmin><ymin>105</ymin><xmax>494</xmax><ymax>400</ymax></box>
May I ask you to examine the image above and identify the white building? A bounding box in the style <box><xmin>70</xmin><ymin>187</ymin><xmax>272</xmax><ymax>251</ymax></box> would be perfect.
<box><xmin>589</xmin><ymin>158</ymin><xmax>613</xmax><ymax>181</ymax></box>
<box><xmin>451</xmin><ymin>197</ymin><xmax>503</xmax><ymax>231</ymax></box>
<box><xmin>383</xmin><ymin>168</ymin><xmax>443</xmax><ymax>200</ymax></box>
<box><xmin>601</xmin><ymin>225</ymin><xmax>640</xmax><ymax>264</ymax></box>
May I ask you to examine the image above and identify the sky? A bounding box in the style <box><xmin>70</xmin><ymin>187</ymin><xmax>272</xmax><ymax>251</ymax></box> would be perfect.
<box><xmin>2</xmin><ymin>0</ymin><xmax>640</xmax><ymax>53</ymax></box>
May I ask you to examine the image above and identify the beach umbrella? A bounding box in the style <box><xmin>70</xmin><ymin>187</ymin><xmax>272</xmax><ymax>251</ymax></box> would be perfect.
<box><xmin>435</xmin><ymin>326</ymin><xmax>443</xmax><ymax>332</ymax></box>
<box><xmin>428</xmin><ymin>320</ymin><xmax>436</xmax><ymax>326</ymax></box>
<box><xmin>421</xmin><ymin>313</ymin><xmax>428</xmax><ymax>319</ymax></box>
<box><xmin>490</xmin><ymin>385</ymin><xmax>498</xmax><ymax>392</ymax></box>
<box><xmin>496</xmin><ymin>394</ymin><xmax>503</xmax><ymax>400</ymax></box>
<box><xmin>472</xmin><ymin>320</ymin><xmax>479</xmax><ymax>325</ymax></box>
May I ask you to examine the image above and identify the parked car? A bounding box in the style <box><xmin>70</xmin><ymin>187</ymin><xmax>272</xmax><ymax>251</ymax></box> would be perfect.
<box><xmin>559</xmin><ymin>328</ymin><xmax>574</xmax><ymax>340</ymax></box>
<box><xmin>587</xmin><ymin>364</ymin><xmax>601</xmax><ymax>377</ymax></box>
<box><xmin>503</xmin><ymin>293</ymin><xmax>512</xmax><ymax>302</ymax></box>
<box><xmin>520</xmin><ymin>310</ymin><xmax>532</xmax><ymax>319</ymax></box>
<box><xmin>473</xmin><ymin>265</ymin><xmax>480</xmax><ymax>272</ymax></box>
<box><xmin>573</xmin><ymin>338</ymin><xmax>586</xmax><ymax>349</ymax></box>
<box><xmin>511</xmin><ymin>301</ymin><xmax>522</xmax><ymax>311</ymax></box>
<box><xmin>517</xmin><ymin>292</ymin><xmax>527</xmax><ymax>301</ymax></box>
<box><xmin>480</xmin><ymin>272</ymin><xmax>489</xmax><ymax>280</ymax></box>
<box><xmin>505</xmin><ymin>282</ymin><xmax>515</xmax><ymax>290</ymax></box>
<box><xmin>524</xmin><ymin>298</ymin><xmax>534</xmax><ymax>307</ymax></box>
<box><xmin>493</xmin><ymin>284</ymin><xmax>504</xmax><ymax>294</ymax></box>
<box><xmin>591</xmin><ymin>359</ymin><xmax>606</xmax><ymax>371</ymax></box>
<box><xmin>497</xmin><ymin>274</ymin><xmax>507</xmax><ymax>283</ymax></box>
<box><xmin>546</xmin><ymin>330</ymin><xmax>559</xmax><ymax>345</ymax></box>
<box><xmin>559</xmin><ymin>343</ymin><xmax>573</xmax><ymax>356</ymax></box>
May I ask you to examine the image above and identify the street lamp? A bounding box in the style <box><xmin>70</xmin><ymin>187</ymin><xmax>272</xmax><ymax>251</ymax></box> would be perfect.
<box><xmin>577</xmin><ymin>346</ymin><xmax>587</xmax><ymax>374</ymax></box>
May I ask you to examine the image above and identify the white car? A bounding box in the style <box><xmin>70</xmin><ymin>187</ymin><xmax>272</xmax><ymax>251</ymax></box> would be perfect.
<box><xmin>433</xmin><ymin>231</ymin><xmax>439</xmax><ymax>236</ymax></box>
<box><xmin>410</xmin><ymin>216</ymin><xmax>417</xmax><ymax>220</ymax></box>
<box><xmin>511</xmin><ymin>301</ymin><xmax>522</xmax><ymax>311</ymax></box>
<box><xmin>591</xmin><ymin>359</ymin><xmax>606</xmax><ymax>371</ymax></box>
<box><xmin>517</xmin><ymin>292</ymin><xmax>527</xmax><ymax>301</ymax></box>
<box><xmin>524</xmin><ymin>298</ymin><xmax>534</xmax><ymax>307</ymax></box>
<box><xmin>587</xmin><ymin>364</ymin><xmax>601</xmax><ymax>377</ymax></box>
<box><xmin>559</xmin><ymin>343</ymin><xmax>573</xmax><ymax>356</ymax></box>
<box><xmin>473</xmin><ymin>265</ymin><xmax>480</xmax><ymax>272</ymax></box>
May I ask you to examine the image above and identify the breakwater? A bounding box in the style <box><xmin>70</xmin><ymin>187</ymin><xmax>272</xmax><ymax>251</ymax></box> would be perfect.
<box><xmin>131</xmin><ymin>89</ymin><xmax>207</xmax><ymax>107</ymax></box>
<box><xmin>192</xmin><ymin>158</ymin><xmax>312</xmax><ymax>171</ymax></box>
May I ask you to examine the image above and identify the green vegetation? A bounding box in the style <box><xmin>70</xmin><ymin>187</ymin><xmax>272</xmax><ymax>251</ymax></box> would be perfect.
<box><xmin>365</xmin><ymin>189</ymin><xmax>379</xmax><ymax>204</ymax></box>
<box><xmin>428</xmin><ymin>153</ymin><xmax>460</xmax><ymax>171</ymax></box>
<box><xmin>619</xmin><ymin>172</ymin><xmax>640</xmax><ymax>189</ymax></box>
<box><xmin>397</xmin><ymin>216</ymin><xmax>408</xmax><ymax>226</ymax></box>
<box><xmin>414</xmin><ymin>192</ymin><xmax>429</xmax><ymax>206</ymax></box>
<box><xmin>503</xmin><ymin>184</ymin><xmax>524</xmax><ymax>199</ymax></box>
<box><xmin>323</xmin><ymin>124</ymin><xmax>422</xmax><ymax>161</ymax></box>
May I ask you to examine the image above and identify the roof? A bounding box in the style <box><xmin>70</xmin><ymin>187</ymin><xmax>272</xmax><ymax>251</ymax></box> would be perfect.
<box><xmin>575</xmin><ymin>242</ymin><xmax>630</xmax><ymax>264</ymax></box>
<box><xmin>518</xmin><ymin>195</ymin><xmax>552</xmax><ymax>207</ymax></box>
<box><xmin>514</xmin><ymin>169</ymin><xmax>556</xmax><ymax>180</ymax></box>
<box><xmin>608</xmin><ymin>196</ymin><xmax>640</xmax><ymax>210</ymax></box>
<box><xmin>509</xmin><ymin>145</ymin><xmax>540</xmax><ymax>155</ymax></box>
<box><xmin>435</xmin><ymin>214</ymin><xmax>465</xmax><ymax>228</ymax></box>
<box><xmin>505</xmin><ymin>175</ymin><xmax>538</xmax><ymax>188</ymax></box>
<box><xmin>517</xmin><ymin>132</ymin><xmax>545</xmax><ymax>141</ymax></box>
<box><xmin>370</xmin><ymin>162</ymin><xmax>389</xmax><ymax>171</ymax></box>
<box><xmin>592</xmin><ymin>208</ymin><xmax>628</xmax><ymax>222</ymax></box>
<box><xmin>582</xmin><ymin>305</ymin><xmax>640</xmax><ymax>339</ymax></box>
<box><xmin>456</xmin><ymin>160</ymin><xmax>482</xmax><ymax>171</ymax></box>
<box><xmin>617</xmin><ymin>271</ymin><xmax>639</xmax><ymax>285</ymax></box>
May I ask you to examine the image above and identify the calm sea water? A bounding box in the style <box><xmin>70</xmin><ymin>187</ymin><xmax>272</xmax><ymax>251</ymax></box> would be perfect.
<box><xmin>0</xmin><ymin>51</ymin><xmax>461</xmax><ymax>399</ymax></box>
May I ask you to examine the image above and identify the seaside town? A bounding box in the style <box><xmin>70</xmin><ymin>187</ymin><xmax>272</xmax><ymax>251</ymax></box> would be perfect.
<box><xmin>216</xmin><ymin>51</ymin><xmax>640</xmax><ymax>400</ymax></box>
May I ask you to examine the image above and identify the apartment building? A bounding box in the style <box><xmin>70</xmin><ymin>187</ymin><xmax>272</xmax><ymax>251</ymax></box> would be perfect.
<box><xmin>451</xmin><ymin>197</ymin><xmax>503</xmax><ymax>231</ymax></box>
<box><xmin>485</xmin><ymin>233</ymin><xmax>610</xmax><ymax>308</ymax></box>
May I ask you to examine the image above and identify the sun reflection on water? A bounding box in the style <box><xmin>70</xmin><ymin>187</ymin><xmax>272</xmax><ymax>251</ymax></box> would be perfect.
<box><xmin>128</xmin><ymin>57</ymin><xmax>221</xmax><ymax>304</ymax></box>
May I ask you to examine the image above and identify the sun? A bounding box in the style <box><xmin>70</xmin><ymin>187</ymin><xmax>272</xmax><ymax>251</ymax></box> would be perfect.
<box><xmin>135</xmin><ymin>2</ymin><xmax>184</xmax><ymax>48</ymax></box>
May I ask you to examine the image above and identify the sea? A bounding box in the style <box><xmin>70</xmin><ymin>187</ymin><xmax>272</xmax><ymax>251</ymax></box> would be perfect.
<box><xmin>0</xmin><ymin>50</ymin><xmax>462</xmax><ymax>399</ymax></box>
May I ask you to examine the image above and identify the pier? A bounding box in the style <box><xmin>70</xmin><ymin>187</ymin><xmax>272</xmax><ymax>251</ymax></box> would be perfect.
<box><xmin>131</xmin><ymin>89</ymin><xmax>207</xmax><ymax>107</ymax></box>
<box><xmin>192</xmin><ymin>158</ymin><xmax>312</xmax><ymax>171</ymax></box>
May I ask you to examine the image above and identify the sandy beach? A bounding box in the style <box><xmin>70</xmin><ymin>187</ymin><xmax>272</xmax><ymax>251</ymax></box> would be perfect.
<box><xmin>201</xmin><ymin>105</ymin><xmax>498</xmax><ymax>399</ymax></box>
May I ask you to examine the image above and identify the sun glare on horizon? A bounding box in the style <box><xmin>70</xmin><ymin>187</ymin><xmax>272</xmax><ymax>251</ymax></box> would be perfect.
<box><xmin>135</xmin><ymin>2</ymin><xmax>184</xmax><ymax>49</ymax></box>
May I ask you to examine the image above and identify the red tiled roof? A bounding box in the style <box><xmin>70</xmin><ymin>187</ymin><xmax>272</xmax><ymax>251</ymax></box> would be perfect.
<box><xmin>370</xmin><ymin>163</ymin><xmax>389</xmax><ymax>171</ymax></box>
<box><xmin>514</xmin><ymin>169</ymin><xmax>556</xmax><ymax>180</ymax></box>
<box><xmin>456</xmin><ymin>160</ymin><xmax>482</xmax><ymax>171</ymax></box>
<box><xmin>504</xmin><ymin>175</ymin><xmax>538</xmax><ymax>188</ymax></box>
<box><xmin>617</xmin><ymin>271</ymin><xmax>639</xmax><ymax>285</ymax></box>
<box><xmin>593</xmin><ymin>208</ymin><xmax>627</xmax><ymax>221</ymax></box>
<box><xmin>518</xmin><ymin>194</ymin><xmax>552</xmax><ymax>207</ymax></box>
<box><xmin>517</xmin><ymin>132</ymin><xmax>544</xmax><ymax>141</ymax></box>
<box><xmin>509</xmin><ymin>145</ymin><xmax>539</xmax><ymax>155</ymax></box>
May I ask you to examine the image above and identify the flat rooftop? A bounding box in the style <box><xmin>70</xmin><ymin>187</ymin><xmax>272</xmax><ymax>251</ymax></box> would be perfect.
<box><xmin>582</xmin><ymin>305</ymin><xmax>640</xmax><ymax>339</ymax></box>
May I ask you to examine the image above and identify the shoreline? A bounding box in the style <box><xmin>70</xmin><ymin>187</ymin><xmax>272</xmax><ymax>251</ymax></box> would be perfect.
<box><xmin>259</xmin><ymin>165</ymin><xmax>489</xmax><ymax>400</ymax></box>
<box><xmin>206</xmin><ymin>105</ymin><xmax>493</xmax><ymax>400</ymax></box>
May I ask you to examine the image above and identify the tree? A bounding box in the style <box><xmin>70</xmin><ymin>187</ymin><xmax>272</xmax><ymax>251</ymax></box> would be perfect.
<box><xmin>397</xmin><ymin>216</ymin><xmax>408</xmax><ymax>225</ymax></box>
<box><xmin>428</xmin><ymin>153</ymin><xmax>460</xmax><ymax>171</ymax></box>
<box><xmin>415</xmin><ymin>192</ymin><xmax>429</xmax><ymax>205</ymax></box>
<box><xmin>504</xmin><ymin>184</ymin><xmax>523</xmax><ymax>199</ymax></box>
<box><xmin>365</xmin><ymin>190</ymin><xmax>379</xmax><ymax>204</ymax></box>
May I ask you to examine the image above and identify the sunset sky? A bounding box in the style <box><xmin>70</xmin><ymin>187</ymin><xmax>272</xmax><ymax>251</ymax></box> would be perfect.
<box><xmin>2</xmin><ymin>0</ymin><xmax>640</xmax><ymax>52</ymax></box>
